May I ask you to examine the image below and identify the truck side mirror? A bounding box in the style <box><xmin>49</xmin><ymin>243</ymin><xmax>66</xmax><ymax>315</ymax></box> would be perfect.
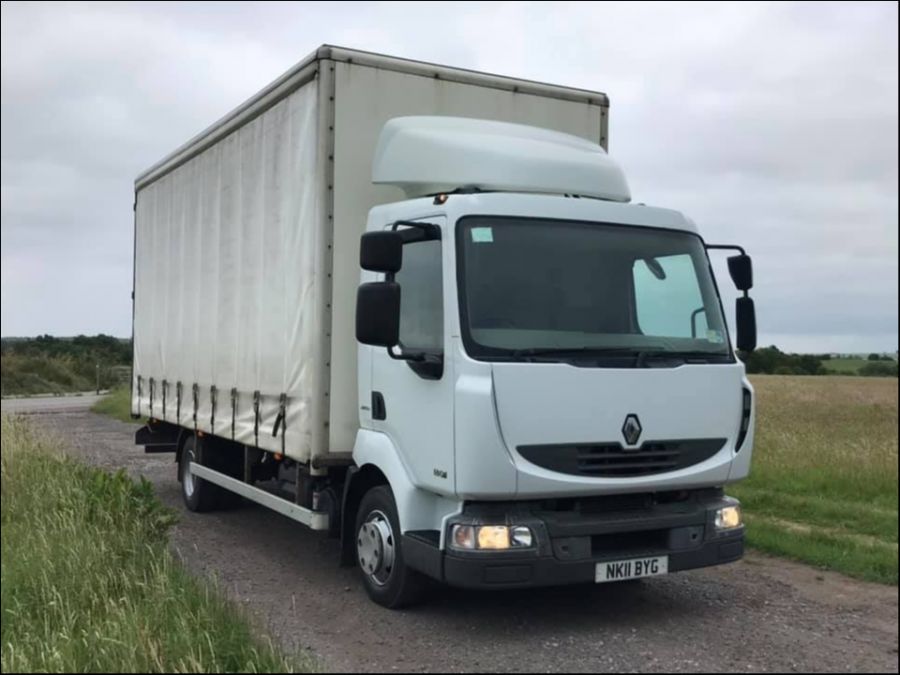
<box><xmin>360</xmin><ymin>231</ymin><xmax>403</xmax><ymax>273</ymax></box>
<box><xmin>356</xmin><ymin>282</ymin><xmax>400</xmax><ymax>346</ymax></box>
<box><xmin>736</xmin><ymin>296</ymin><xmax>757</xmax><ymax>352</ymax></box>
<box><xmin>727</xmin><ymin>254</ymin><xmax>753</xmax><ymax>291</ymax></box>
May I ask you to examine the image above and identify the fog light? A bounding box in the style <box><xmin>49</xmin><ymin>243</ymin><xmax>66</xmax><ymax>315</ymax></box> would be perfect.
<box><xmin>477</xmin><ymin>525</ymin><xmax>510</xmax><ymax>550</ymax></box>
<box><xmin>451</xmin><ymin>524</ymin><xmax>475</xmax><ymax>550</ymax></box>
<box><xmin>715</xmin><ymin>505</ymin><xmax>743</xmax><ymax>530</ymax></box>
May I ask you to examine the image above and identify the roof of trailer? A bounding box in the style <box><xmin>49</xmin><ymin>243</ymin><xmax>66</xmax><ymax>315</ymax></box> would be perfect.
<box><xmin>135</xmin><ymin>45</ymin><xmax>609</xmax><ymax>190</ymax></box>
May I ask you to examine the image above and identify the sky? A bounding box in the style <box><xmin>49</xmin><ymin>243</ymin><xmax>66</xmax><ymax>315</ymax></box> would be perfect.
<box><xmin>1</xmin><ymin>1</ymin><xmax>897</xmax><ymax>353</ymax></box>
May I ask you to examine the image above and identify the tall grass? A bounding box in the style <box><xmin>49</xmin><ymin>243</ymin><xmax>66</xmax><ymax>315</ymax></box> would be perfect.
<box><xmin>0</xmin><ymin>415</ymin><xmax>309</xmax><ymax>673</ymax></box>
<box><xmin>735</xmin><ymin>375</ymin><xmax>898</xmax><ymax>584</ymax></box>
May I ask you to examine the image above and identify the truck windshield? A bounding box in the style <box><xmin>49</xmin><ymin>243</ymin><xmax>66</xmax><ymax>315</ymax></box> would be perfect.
<box><xmin>456</xmin><ymin>216</ymin><xmax>732</xmax><ymax>363</ymax></box>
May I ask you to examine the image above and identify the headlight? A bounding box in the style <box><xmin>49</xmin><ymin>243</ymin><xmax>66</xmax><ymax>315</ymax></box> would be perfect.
<box><xmin>715</xmin><ymin>505</ymin><xmax>743</xmax><ymax>530</ymax></box>
<box><xmin>510</xmin><ymin>526</ymin><xmax>533</xmax><ymax>548</ymax></box>
<box><xmin>477</xmin><ymin>525</ymin><xmax>510</xmax><ymax>550</ymax></box>
<box><xmin>451</xmin><ymin>524</ymin><xmax>476</xmax><ymax>550</ymax></box>
<box><xmin>449</xmin><ymin>524</ymin><xmax>535</xmax><ymax>551</ymax></box>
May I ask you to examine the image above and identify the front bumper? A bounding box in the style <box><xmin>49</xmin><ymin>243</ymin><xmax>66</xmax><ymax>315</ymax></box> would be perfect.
<box><xmin>402</xmin><ymin>490</ymin><xmax>744</xmax><ymax>590</ymax></box>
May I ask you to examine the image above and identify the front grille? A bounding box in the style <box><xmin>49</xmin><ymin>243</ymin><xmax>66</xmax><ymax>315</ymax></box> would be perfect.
<box><xmin>517</xmin><ymin>439</ymin><xmax>727</xmax><ymax>477</ymax></box>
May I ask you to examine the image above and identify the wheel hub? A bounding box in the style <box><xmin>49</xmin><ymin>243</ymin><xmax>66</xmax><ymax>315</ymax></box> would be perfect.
<box><xmin>357</xmin><ymin>510</ymin><xmax>395</xmax><ymax>586</ymax></box>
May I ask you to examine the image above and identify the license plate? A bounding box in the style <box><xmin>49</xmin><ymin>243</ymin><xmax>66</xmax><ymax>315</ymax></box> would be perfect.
<box><xmin>595</xmin><ymin>555</ymin><xmax>668</xmax><ymax>583</ymax></box>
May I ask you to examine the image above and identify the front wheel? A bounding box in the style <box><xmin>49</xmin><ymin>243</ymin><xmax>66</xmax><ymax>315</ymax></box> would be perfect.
<box><xmin>355</xmin><ymin>485</ymin><xmax>427</xmax><ymax>608</ymax></box>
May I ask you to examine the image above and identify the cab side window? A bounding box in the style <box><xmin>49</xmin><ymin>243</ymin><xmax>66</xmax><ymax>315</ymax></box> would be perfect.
<box><xmin>395</xmin><ymin>239</ymin><xmax>443</xmax><ymax>352</ymax></box>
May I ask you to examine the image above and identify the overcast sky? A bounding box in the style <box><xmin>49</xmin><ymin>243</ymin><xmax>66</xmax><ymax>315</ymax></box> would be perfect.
<box><xmin>1</xmin><ymin>1</ymin><xmax>897</xmax><ymax>353</ymax></box>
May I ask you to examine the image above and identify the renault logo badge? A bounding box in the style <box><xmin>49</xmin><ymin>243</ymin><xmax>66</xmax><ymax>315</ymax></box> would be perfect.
<box><xmin>622</xmin><ymin>414</ymin><xmax>642</xmax><ymax>446</ymax></box>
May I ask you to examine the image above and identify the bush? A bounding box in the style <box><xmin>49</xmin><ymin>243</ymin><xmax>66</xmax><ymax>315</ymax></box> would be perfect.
<box><xmin>744</xmin><ymin>346</ymin><xmax>826</xmax><ymax>376</ymax></box>
<box><xmin>0</xmin><ymin>335</ymin><xmax>131</xmax><ymax>396</ymax></box>
<box><xmin>859</xmin><ymin>361</ymin><xmax>899</xmax><ymax>377</ymax></box>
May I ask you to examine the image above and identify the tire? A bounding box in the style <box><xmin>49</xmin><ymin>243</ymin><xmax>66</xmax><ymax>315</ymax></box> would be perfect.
<box><xmin>179</xmin><ymin>435</ymin><xmax>222</xmax><ymax>512</ymax></box>
<box><xmin>355</xmin><ymin>485</ymin><xmax>427</xmax><ymax>609</ymax></box>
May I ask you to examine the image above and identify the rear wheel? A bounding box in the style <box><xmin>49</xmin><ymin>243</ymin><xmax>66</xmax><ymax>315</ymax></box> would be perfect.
<box><xmin>355</xmin><ymin>485</ymin><xmax>427</xmax><ymax>608</ymax></box>
<box><xmin>179</xmin><ymin>435</ymin><xmax>222</xmax><ymax>512</ymax></box>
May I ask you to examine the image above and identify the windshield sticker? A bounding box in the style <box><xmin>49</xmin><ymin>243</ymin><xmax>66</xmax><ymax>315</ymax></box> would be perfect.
<box><xmin>471</xmin><ymin>227</ymin><xmax>493</xmax><ymax>243</ymax></box>
<box><xmin>707</xmin><ymin>329</ymin><xmax>725</xmax><ymax>343</ymax></box>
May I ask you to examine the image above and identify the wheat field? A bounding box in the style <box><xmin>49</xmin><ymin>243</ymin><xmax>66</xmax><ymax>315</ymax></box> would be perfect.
<box><xmin>734</xmin><ymin>375</ymin><xmax>898</xmax><ymax>583</ymax></box>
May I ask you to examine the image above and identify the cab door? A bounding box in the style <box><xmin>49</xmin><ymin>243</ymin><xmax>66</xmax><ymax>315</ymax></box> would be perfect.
<box><xmin>368</xmin><ymin>218</ymin><xmax>455</xmax><ymax>496</ymax></box>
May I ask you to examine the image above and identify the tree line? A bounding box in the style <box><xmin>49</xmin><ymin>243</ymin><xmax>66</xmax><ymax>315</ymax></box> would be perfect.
<box><xmin>743</xmin><ymin>346</ymin><xmax>898</xmax><ymax>377</ymax></box>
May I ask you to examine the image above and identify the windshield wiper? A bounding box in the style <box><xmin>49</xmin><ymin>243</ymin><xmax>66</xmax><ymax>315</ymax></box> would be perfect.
<box><xmin>506</xmin><ymin>347</ymin><xmax>643</xmax><ymax>361</ymax></box>
<box><xmin>635</xmin><ymin>350</ymin><xmax>731</xmax><ymax>365</ymax></box>
<box><xmin>503</xmin><ymin>347</ymin><xmax>730</xmax><ymax>366</ymax></box>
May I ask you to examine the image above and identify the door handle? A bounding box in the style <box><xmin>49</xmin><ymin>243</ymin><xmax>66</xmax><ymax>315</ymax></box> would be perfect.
<box><xmin>371</xmin><ymin>391</ymin><xmax>386</xmax><ymax>420</ymax></box>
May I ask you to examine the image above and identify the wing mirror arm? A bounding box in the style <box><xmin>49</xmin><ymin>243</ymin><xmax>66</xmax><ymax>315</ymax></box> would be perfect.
<box><xmin>391</xmin><ymin>220</ymin><xmax>442</xmax><ymax>242</ymax></box>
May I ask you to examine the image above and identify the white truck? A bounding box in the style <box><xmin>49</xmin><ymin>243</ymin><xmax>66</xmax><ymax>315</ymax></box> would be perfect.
<box><xmin>132</xmin><ymin>45</ymin><xmax>757</xmax><ymax>608</ymax></box>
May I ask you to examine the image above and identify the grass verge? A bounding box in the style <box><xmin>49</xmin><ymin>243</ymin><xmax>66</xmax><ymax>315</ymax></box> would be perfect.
<box><xmin>0</xmin><ymin>415</ymin><xmax>310</xmax><ymax>672</ymax></box>
<box><xmin>735</xmin><ymin>375</ymin><xmax>898</xmax><ymax>584</ymax></box>
<box><xmin>91</xmin><ymin>387</ymin><xmax>136</xmax><ymax>423</ymax></box>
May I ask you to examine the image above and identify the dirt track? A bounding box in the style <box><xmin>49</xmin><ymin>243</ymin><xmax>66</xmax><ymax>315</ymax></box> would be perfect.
<box><xmin>23</xmin><ymin>407</ymin><xmax>900</xmax><ymax>673</ymax></box>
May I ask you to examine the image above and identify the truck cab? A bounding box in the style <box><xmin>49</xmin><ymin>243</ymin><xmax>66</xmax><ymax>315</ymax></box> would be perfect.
<box><xmin>350</xmin><ymin>117</ymin><xmax>756</xmax><ymax>606</ymax></box>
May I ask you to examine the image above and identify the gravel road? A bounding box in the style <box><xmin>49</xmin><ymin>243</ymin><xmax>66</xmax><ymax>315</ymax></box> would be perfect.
<box><xmin>18</xmin><ymin>408</ymin><xmax>899</xmax><ymax>673</ymax></box>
